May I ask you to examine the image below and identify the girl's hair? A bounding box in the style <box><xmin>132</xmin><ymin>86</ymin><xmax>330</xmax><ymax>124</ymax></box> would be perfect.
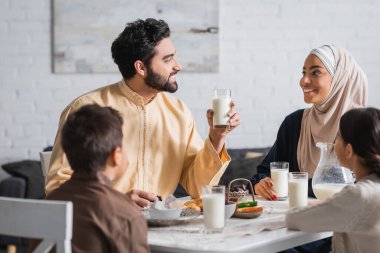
<box><xmin>339</xmin><ymin>107</ymin><xmax>380</xmax><ymax>177</ymax></box>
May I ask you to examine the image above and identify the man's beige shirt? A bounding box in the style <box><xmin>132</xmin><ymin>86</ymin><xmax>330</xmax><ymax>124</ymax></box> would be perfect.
<box><xmin>46</xmin><ymin>80</ymin><xmax>230</xmax><ymax>198</ymax></box>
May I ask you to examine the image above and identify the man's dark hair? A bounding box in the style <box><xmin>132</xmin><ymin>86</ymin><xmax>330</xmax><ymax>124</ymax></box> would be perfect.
<box><xmin>340</xmin><ymin>107</ymin><xmax>380</xmax><ymax>177</ymax></box>
<box><xmin>61</xmin><ymin>104</ymin><xmax>123</xmax><ymax>174</ymax></box>
<box><xmin>111</xmin><ymin>18</ymin><xmax>170</xmax><ymax>79</ymax></box>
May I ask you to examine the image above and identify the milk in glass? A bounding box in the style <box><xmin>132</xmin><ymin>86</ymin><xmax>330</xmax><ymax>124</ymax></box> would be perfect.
<box><xmin>271</xmin><ymin>169</ymin><xmax>288</xmax><ymax>200</ymax></box>
<box><xmin>201</xmin><ymin>185</ymin><xmax>225</xmax><ymax>233</ymax></box>
<box><xmin>202</xmin><ymin>194</ymin><xmax>225</xmax><ymax>229</ymax></box>
<box><xmin>270</xmin><ymin>162</ymin><xmax>289</xmax><ymax>200</ymax></box>
<box><xmin>288</xmin><ymin>172</ymin><xmax>308</xmax><ymax>208</ymax></box>
<box><xmin>289</xmin><ymin>181</ymin><xmax>308</xmax><ymax>208</ymax></box>
<box><xmin>212</xmin><ymin>89</ymin><xmax>231</xmax><ymax>128</ymax></box>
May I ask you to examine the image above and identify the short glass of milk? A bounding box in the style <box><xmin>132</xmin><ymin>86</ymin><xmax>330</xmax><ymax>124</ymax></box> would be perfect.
<box><xmin>270</xmin><ymin>162</ymin><xmax>289</xmax><ymax>201</ymax></box>
<box><xmin>212</xmin><ymin>89</ymin><xmax>231</xmax><ymax>128</ymax></box>
<box><xmin>288</xmin><ymin>172</ymin><xmax>308</xmax><ymax>209</ymax></box>
<box><xmin>201</xmin><ymin>185</ymin><xmax>225</xmax><ymax>233</ymax></box>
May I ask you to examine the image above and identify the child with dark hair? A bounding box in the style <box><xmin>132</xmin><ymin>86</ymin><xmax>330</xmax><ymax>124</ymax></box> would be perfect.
<box><xmin>286</xmin><ymin>107</ymin><xmax>380</xmax><ymax>253</ymax></box>
<box><xmin>46</xmin><ymin>104</ymin><xmax>149</xmax><ymax>253</ymax></box>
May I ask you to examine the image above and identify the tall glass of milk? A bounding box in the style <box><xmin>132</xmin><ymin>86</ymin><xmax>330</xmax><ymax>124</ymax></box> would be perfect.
<box><xmin>201</xmin><ymin>185</ymin><xmax>225</xmax><ymax>233</ymax></box>
<box><xmin>212</xmin><ymin>89</ymin><xmax>231</xmax><ymax>128</ymax></box>
<box><xmin>288</xmin><ymin>172</ymin><xmax>308</xmax><ymax>208</ymax></box>
<box><xmin>270</xmin><ymin>162</ymin><xmax>289</xmax><ymax>201</ymax></box>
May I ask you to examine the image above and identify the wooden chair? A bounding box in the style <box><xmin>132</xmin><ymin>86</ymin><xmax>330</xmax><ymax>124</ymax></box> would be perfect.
<box><xmin>0</xmin><ymin>196</ymin><xmax>73</xmax><ymax>253</ymax></box>
<box><xmin>39</xmin><ymin>151</ymin><xmax>52</xmax><ymax>182</ymax></box>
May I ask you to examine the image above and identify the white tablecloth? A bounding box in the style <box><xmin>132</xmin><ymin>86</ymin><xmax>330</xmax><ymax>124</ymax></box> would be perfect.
<box><xmin>148</xmin><ymin>198</ymin><xmax>293</xmax><ymax>251</ymax></box>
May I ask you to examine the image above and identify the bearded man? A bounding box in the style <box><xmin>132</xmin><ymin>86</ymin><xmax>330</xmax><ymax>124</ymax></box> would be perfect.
<box><xmin>46</xmin><ymin>18</ymin><xmax>240</xmax><ymax>207</ymax></box>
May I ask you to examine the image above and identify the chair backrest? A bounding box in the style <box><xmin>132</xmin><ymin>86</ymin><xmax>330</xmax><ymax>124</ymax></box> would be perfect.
<box><xmin>0</xmin><ymin>197</ymin><xmax>73</xmax><ymax>253</ymax></box>
<box><xmin>39</xmin><ymin>151</ymin><xmax>52</xmax><ymax>181</ymax></box>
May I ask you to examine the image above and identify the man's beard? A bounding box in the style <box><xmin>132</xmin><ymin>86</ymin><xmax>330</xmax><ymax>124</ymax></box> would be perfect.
<box><xmin>144</xmin><ymin>66</ymin><xmax>178</xmax><ymax>93</ymax></box>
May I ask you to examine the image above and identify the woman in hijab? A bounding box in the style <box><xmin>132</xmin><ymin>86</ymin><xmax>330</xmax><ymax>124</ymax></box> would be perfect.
<box><xmin>250</xmin><ymin>45</ymin><xmax>368</xmax><ymax>200</ymax></box>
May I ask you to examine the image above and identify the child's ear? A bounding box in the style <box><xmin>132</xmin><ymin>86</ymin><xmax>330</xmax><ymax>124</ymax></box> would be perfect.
<box><xmin>345</xmin><ymin>143</ymin><xmax>354</xmax><ymax>159</ymax></box>
<box><xmin>134</xmin><ymin>60</ymin><xmax>146</xmax><ymax>77</ymax></box>
<box><xmin>111</xmin><ymin>147</ymin><xmax>122</xmax><ymax>166</ymax></box>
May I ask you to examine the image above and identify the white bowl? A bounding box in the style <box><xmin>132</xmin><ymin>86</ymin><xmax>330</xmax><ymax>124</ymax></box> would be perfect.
<box><xmin>149</xmin><ymin>208</ymin><xmax>182</xmax><ymax>220</ymax></box>
<box><xmin>225</xmin><ymin>202</ymin><xmax>237</xmax><ymax>220</ymax></box>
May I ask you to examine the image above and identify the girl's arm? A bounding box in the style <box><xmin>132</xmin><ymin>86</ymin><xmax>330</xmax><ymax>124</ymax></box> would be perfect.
<box><xmin>286</xmin><ymin>184</ymin><xmax>362</xmax><ymax>233</ymax></box>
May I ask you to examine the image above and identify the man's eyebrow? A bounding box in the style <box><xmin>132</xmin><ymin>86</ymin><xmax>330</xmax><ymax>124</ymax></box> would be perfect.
<box><xmin>162</xmin><ymin>50</ymin><xmax>176</xmax><ymax>60</ymax></box>
<box><xmin>162</xmin><ymin>54</ymin><xmax>174</xmax><ymax>60</ymax></box>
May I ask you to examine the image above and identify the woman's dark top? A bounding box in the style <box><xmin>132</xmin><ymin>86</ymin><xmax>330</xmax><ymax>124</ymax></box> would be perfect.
<box><xmin>250</xmin><ymin>109</ymin><xmax>316</xmax><ymax>197</ymax></box>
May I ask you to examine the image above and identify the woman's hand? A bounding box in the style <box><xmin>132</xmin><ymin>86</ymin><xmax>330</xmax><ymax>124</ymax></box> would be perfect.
<box><xmin>254</xmin><ymin>177</ymin><xmax>278</xmax><ymax>200</ymax></box>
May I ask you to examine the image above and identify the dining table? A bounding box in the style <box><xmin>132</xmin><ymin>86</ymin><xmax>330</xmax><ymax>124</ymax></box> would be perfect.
<box><xmin>147</xmin><ymin>196</ymin><xmax>332</xmax><ymax>253</ymax></box>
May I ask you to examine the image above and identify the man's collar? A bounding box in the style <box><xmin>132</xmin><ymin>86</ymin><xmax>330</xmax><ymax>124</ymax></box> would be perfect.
<box><xmin>118</xmin><ymin>79</ymin><xmax>158</xmax><ymax>106</ymax></box>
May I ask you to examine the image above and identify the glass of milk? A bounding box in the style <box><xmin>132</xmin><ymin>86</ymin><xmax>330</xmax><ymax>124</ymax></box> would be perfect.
<box><xmin>212</xmin><ymin>89</ymin><xmax>231</xmax><ymax>128</ymax></box>
<box><xmin>201</xmin><ymin>185</ymin><xmax>225</xmax><ymax>233</ymax></box>
<box><xmin>270</xmin><ymin>162</ymin><xmax>289</xmax><ymax>201</ymax></box>
<box><xmin>288</xmin><ymin>172</ymin><xmax>308</xmax><ymax>209</ymax></box>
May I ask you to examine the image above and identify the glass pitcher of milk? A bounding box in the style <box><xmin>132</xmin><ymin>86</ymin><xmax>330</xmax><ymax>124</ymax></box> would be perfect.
<box><xmin>312</xmin><ymin>142</ymin><xmax>355</xmax><ymax>201</ymax></box>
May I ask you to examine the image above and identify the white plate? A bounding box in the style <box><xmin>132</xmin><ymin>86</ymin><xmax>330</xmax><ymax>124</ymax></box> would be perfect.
<box><xmin>232</xmin><ymin>206</ymin><xmax>267</xmax><ymax>219</ymax></box>
<box><xmin>146</xmin><ymin>213</ymin><xmax>202</xmax><ymax>227</ymax></box>
<box><xmin>233</xmin><ymin>209</ymin><xmax>263</xmax><ymax>219</ymax></box>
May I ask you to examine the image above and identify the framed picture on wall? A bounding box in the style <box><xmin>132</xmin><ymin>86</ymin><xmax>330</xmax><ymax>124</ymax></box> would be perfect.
<box><xmin>53</xmin><ymin>0</ymin><xmax>219</xmax><ymax>73</ymax></box>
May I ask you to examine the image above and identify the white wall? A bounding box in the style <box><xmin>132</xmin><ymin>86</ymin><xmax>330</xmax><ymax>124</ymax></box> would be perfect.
<box><xmin>1</xmin><ymin>0</ymin><xmax>380</xmax><ymax>164</ymax></box>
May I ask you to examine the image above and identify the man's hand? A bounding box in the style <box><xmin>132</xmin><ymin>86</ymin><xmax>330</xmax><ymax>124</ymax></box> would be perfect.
<box><xmin>207</xmin><ymin>100</ymin><xmax>240</xmax><ymax>153</ymax></box>
<box><xmin>254</xmin><ymin>177</ymin><xmax>278</xmax><ymax>201</ymax></box>
<box><xmin>126</xmin><ymin>189</ymin><xmax>158</xmax><ymax>208</ymax></box>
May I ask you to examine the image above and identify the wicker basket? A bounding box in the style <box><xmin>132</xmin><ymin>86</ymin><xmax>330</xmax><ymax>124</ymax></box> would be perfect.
<box><xmin>227</xmin><ymin>178</ymin><xmax>255</xmax><ymax>202</ymax></box>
